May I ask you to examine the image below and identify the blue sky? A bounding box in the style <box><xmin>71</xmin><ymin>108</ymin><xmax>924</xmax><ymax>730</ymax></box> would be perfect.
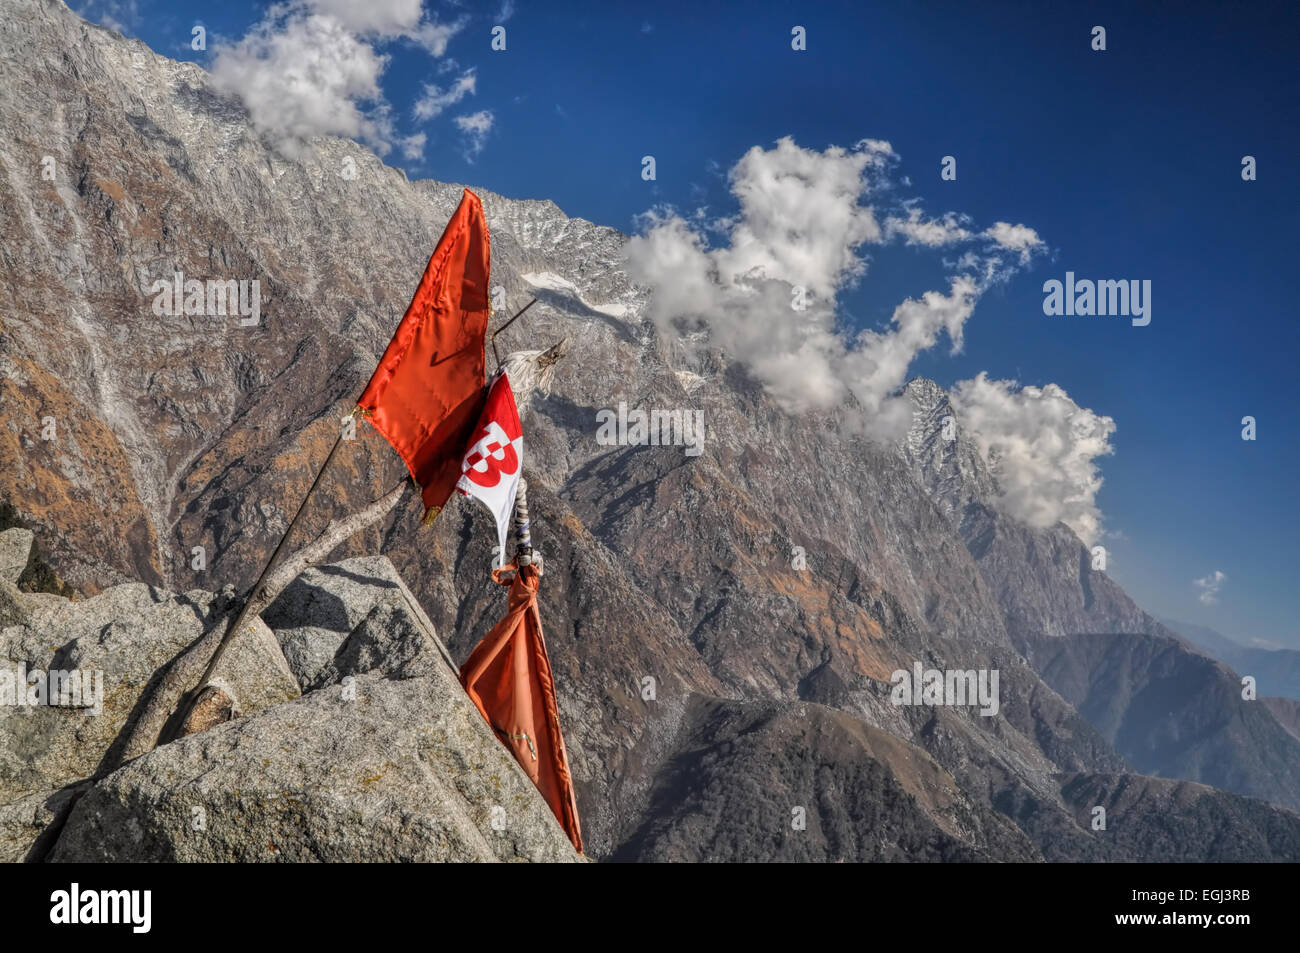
<box><xmin>84</xmin><ymin>1</ymin><xmax>1298</xmax><ymax>648</ymax></box>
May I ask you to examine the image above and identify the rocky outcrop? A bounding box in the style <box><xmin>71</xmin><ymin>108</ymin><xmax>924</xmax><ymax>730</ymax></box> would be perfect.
<box><xmin>0</xmin><ymin>550</ymin><xmax>581</xmax><ymax>862</ymax></box>
<box><xmin>262</xmin><ymin>555</ymin><xmax>450</xmax><ymax>690</ymax></box>
<box><xmin>1</xmin><ymin>576</ymin><xmax>229</xmax><ymax>807</ymax></box>
<box><xmin>0</xmin><ymin>529</ymin><xmax>33</xmax><ymax>585</ymax></box>
<box><xmin>51</xmin><ymin>673</ymin><xmax>579</xmax><ymax>863</ymax></box>
<box><xmin>0</xmin><ymin>558</ymin><xmax>300</xmax><ymax>816</ymax></box>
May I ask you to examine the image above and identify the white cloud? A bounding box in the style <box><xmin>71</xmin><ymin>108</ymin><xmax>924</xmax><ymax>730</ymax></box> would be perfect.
<box><xmin>414</xmin><ymin>69</ymin><xmax>476</xmax><ymax>120</ymax></box>
<box><xmin>209</xmin><ymin>1</ymin><xmax>463</xmax><ymax>158</ymax></box>
<box><xmin>948</xmin><ymin>374</ymin><xmax>1116</xmax><ymax>544</ymax></box>
<box><xmin>943</xmin><ymin>222</ymin><xmax>1045</xmax><ymax>287</ymax></box>
<box><xmin>1194</xmin><ymin>570</ymin><xmax>1226</xmax><ymax>606</ymax></box>
<box><xmin>983</xmin><ymin>221</ymin><xmax>1044</xmax><ymax>262</ymax></box>
<box><xmin>304</xmin><ymin>0</ymin><xmax>464</xmax><ymax>52</ymax></box>
<box><xmin>626</xmin><ymin>138</ymin><xmax>888</xmax><ymax>421</ymax></box>
<box><xmin>884</xmin><ymin>208</ymin><xmax>971</xmax><ymax>247</ymax></box>
<box><xmin>303</xmin><ymin>0</ymin><xmax>423</xmax><ymax>35</ymax></box>
<box><xmin>406</xmin><ymin>19</ymin><xmax>465</xmax><ymax>56</ymax></box>
<box><xmin>840</xmin><ymin>277</ymin><xmax>980</xmax><ymax>436</ymax></box>
<box><xmin>624</xmin><ymin>138</ymin><xmax>1120</xmax><ymax>538</ymax></box>
<box><xmin>455</xmin><ymin>110</ymin><xmax>494</xmax><ymax>158</ymax></box>
<box><xmin>211</xmin><ymin>12</ymin><xmax>391</xmax><ymax>157</ymax></box>
<box><xmin>709</xmin><ymin>137</ymin><xmax>889</xmax><ymax>299</ymax></box>
<box><xmin>625</xmin><ymin>137</ymin><xmax>1015</xmax><ymax>439</ymax></box>
<box><xmin>398</xmin><ymin>132</ymin><xmax>427</xmax><ymax>159</ymax></box>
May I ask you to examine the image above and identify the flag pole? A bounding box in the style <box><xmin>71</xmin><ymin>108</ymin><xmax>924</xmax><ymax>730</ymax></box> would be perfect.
<box><xmin>513</xmin><ymin>477</ymin><xmax>534</xmax><ymax>568</ymax></box>
<box><xmin>490</xmin><ymin>298</ymin><xmax>538</xmax><ymax>371</ymax></box>
<box><xmin>160</xmin><ymin>408</ymin><xmax>357</xmax><ymax>744</ymax></box>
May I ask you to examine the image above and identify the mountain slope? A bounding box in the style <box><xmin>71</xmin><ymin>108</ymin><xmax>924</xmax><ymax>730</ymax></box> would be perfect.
<box><xmin>1018</xmin><ymin>630</ymin><xmax>1300</xmax><ymax>811</ymax></box>
<box><xmin>901</xmin><ymin>379</ymin><xmax>1300</xmax><ymax>814</ymax></box>
<box><xmin>1163</xmin><ymin>617</ymin><xmax>1300</xmax><ymax>701</ymax></box>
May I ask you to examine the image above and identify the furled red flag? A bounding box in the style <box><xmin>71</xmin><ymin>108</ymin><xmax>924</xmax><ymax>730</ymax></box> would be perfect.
<box><xmin>461</xmin><ymin>562</ymin><xmax>584</xmax><ymax>854</ymax></box>
<box><xmin>456</xmin><ymin>371</ymin><xmax>522</xmax><ymax>559</ymax></box>
<box><xmin>358</xmin><ymin>188</ymin><xmax>491</xmax><ymax>519</ymax></box>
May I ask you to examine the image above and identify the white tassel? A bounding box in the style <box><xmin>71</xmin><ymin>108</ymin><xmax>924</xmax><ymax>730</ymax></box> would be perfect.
<box><xmin>502</xmin><ymin>338</ymin><xmax>570</xmax><ymax>410</ymax></box>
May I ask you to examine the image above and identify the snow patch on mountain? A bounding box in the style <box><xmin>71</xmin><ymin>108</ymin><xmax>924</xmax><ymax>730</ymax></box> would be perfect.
<box><xmin>522</xmin><ymin>271</ymin><xmax>578</xmax><ymax>294</ymax></box>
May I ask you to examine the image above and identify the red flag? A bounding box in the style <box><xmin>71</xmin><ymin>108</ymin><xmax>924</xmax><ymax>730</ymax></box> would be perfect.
<box><xmin>456</xmin><ymin>372</ymin><xmax>522</xmax><ymax>559</ymax></box>
<box><xmin>460</xmin><ymin>563</ymin><xmax>583</xmax><ymax>853</ymax></box>
<box><xmin>358</xmin><ymin>189</ymin><xmax>491</xmax><ymax>518</ymax></box>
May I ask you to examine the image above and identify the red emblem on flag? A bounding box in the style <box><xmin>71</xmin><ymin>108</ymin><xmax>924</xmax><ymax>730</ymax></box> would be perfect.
<box><xmin>457</xmin><ymin>373</ymin><xmax>523</xmax><ymax>556</ymax></box>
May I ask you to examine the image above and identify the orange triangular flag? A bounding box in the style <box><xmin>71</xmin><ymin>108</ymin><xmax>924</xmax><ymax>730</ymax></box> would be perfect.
<box><xmin>358</xmin><ymin>188</ymin><xmax>491</xmax><ymax>518</ymax></box>
<box><xmin>460</xmin><ymin>563</ymin><xmax>583</xmax><ymax>853</ymax></box>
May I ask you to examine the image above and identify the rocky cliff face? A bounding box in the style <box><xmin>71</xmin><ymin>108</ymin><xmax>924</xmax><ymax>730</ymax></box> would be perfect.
<box><xmin>900</xmin><ymin>379</ymin><xmax>1300</xmax><ymax>814</ymax></box>
<box><xmin>2</xmin><ymin>0</ymin><xmax>1299</xmax><ymax>862</ymax></box>
<box><xmin>901</xmin><ymin>378</ymin><xmax>1176</xmax><ymax>643</ymax></box>
<box><xmin>0</xmin><ymin>533</ymin><xmax>582</xmax><ymax>862</ymax></box>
